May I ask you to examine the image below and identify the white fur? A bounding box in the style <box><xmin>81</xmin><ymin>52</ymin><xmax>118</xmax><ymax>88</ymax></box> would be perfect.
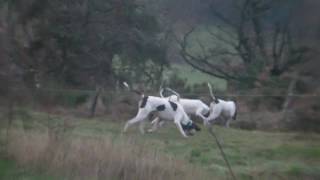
<box><xmin>205</xmin><ymin>83</ymin><xmax>237</xmax><ymax>128</ymax></box>
<box><xmin>148</xmin><ymin>88</ymin><xmax>209</xmax><ymax>132</ymax></box>
<box><xmin>206</xmin><ymin>99</ymin><xmax>237</xmax><ymax>128</ymax></box>
<box><xmin>123</xmin><ymin>95</ymin><xmax>193</xmax><ymax>138</ymax></box>
<box><xmin>162</xmin><ymin>88</ymin><xmax>210</xmax><ymax>119</ymax></box>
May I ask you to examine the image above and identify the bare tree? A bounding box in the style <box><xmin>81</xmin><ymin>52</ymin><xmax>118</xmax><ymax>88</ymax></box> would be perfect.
<box><xmin>177</xmin><ymin>0</ymin><xmax>310</xmax><ymax>88</ymax></box>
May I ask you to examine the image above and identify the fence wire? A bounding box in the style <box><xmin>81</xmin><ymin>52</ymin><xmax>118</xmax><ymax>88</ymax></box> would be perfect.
<box><xmin>18</xmin><ymin>87</ymin><xmax>320</xmax><ymax>97</ymax></box>
<box><xmin>2</xmin><ymin>87</ymin><xmax>318</xmax><ymax>121</ymax></box>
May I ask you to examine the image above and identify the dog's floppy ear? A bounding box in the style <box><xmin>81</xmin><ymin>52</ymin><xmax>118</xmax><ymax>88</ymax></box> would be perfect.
<box><xmin>207</xmin><ymin>82</ymin><xmax>219</xmax><ymax>103</ymax></box>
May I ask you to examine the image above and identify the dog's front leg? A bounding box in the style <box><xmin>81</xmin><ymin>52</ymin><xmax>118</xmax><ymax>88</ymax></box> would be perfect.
<box><xmin>206</xmin><ymin>106</ymin><xmax>222</xmax><ymax>126</ymax></box>
<box><xmin>196</xmin><ymin>108</ymin><xmax>207</xmax><ymax>124</ymax></box>
<box><xmin>139</xmin><ymin>121</ymin><xmax>146</xmax><ymax>134</ymax></box>
<box><xmin>174</xmin><ymin>115</ymin><xmax>188</xmax><ymax>138</ymax></box>
<box><xmin>205</xmin><ymin>112</ymin><xmax>219</xmax><ymax>126</ymax></box>
<box><xmin>225</xmin><ymin>118</ymin><xmax>232</xmax><ymax>128</ymax></box>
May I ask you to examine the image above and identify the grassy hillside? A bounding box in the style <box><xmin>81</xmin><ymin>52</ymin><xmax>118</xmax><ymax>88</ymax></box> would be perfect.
<box><xmin>1</xmin><ymin>111</ymin><xmax>320</xmax><ymax>180</ymax></box>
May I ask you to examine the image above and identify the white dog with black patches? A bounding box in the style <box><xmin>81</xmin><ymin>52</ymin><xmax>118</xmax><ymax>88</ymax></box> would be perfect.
<box><xmin>205</xmin><ymin>83</ymin><xmax>237</xmax><ymax>128</ymax></box>
<box><xmin>161</xmin><ymin>88</ymin><xmax>210</xmax><ymax>120</ymax></box>
<box><xmin>148</xmin><ymin>88</ymin><xmax>210</xmax><ymax>132</ymax></box>
<box><xmin>122</xmin><ymin>82</ymin><xmax>200</xmax><ymax>138</ymax></box>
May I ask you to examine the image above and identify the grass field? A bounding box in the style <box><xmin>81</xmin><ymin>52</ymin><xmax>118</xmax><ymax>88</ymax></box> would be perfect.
<box><xmin>0</xmin><ymin>158</ymin><xmax>60</xmax><ymax>180</ymax></box>
<box><xmin>1</xmin><ymin>111</ymin><xmax>320</xmax><ymax>180</ymax></box>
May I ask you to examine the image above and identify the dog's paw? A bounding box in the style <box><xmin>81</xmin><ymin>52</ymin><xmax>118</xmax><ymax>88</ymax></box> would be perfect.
<box><xmin>180</xmin><ymin>133</ymin><xmax>188</xmax><ymax>138</ymax></box>
<box><xmin>203</xmin><ymin>120</ymin><xmax>210</xmax><ymax>126</ymax></box>
<box><xmin>188</xmin><ymin>132</ymin><xmax>195</xmax><ymax>136</ymax></box>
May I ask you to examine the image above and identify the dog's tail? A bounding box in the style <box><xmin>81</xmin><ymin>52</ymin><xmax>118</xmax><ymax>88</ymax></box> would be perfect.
<box><xmin>232</xmin><ymin>100</ymin><xmax>238</xmax><ymax>121</ymax></box>
<box><xmin>207</xmin><ymin>82</ymin><xmax>219</xmax><ymax>103</ymax></box>
<box><xmin>159</xmin><ymin>88</ymin><xmax>165</xmax><ymax>98</ymax></box>
<box><xmin>165</xmin><ymin>88</ymin><xmax>180</xmax><ymax>101</ymax></box>
<box><xmin>123</xmin><ymin>82</ymin><xmax>144</xmax><ymax>96</ymax></box>
<box><xmin>159</xmin><ymin>80</ymin><xmax>165</xmax><ymax>98</ymax></box>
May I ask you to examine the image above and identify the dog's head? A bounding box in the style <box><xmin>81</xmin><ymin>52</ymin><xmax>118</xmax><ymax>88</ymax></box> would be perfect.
<box><xmin>181</xmin><ymin>121</ymin><xmax>201</xmax><ymax>133</ymax></box>
<box><xmin>168</xmin><ymin>95</ymin><xmax>179</xmax><ymax>102</ymax></box>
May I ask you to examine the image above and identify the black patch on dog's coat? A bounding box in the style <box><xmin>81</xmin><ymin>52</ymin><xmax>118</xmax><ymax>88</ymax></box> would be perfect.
<box><xmin>233</xmin><ymin>104</ymin><xmax>237</xmax><ymax>120</ymax></box>
<box><xmin>140</xmin><ymin>96</ymin><xmax>149</xmax><ymax>108</ymax></box>
<box><xmin>169</xmin><ymin>101</ymin><xmax>177</xmax><ymax>111</ymax></box>
<box><xmin>156</xmin><ymin>104</ymin><xmax>166</xmax><ymax>111</ymax></box>
<box><xmin>229</xmin><ymin>99</ymin><xmax>237</xmax><ymax>120</ymax></box>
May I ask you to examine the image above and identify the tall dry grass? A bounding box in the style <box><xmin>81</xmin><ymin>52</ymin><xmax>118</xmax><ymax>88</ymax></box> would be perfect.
<box><xmin>6</xmin><ymin>130</ymin><xmax>210</xmax><ymax>180</ymax></box>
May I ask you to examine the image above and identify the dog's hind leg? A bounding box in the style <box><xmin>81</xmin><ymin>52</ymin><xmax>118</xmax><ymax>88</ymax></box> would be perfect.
<box><xmin>225</xmin><ymin>118</ymin><xmax>232</xmax><ymax>128</ymax></box>
<box><xmin>148</xmin><ymin>117</ymin><xmax>160</xmax><ymax>133</ymax></box>
<box><xmin>196</xmin><ymin>108</ymin><xmax>207</xmax><ymax>124</ymax></box>
<box><xmin>139</xmin><ymin>121</ymin><xmax>146</xmax><ymax>134</ymax></box>
<box><xmin>123</xmin><ymin>109</ymin><xmax>149</xmax><ymax>133</ymax></box>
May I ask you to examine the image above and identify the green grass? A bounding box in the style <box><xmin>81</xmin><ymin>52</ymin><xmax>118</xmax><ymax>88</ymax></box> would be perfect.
<box><xmin>54</xmin><ymin>116</ymin><xmax>320</xmax><ymax>179</ymax></box>
<box><xmin>2</xmin><ymin>111</ymin><xmax>320</xmax><ymax>180</ymax></box>
<box><xmin>0</xmin><ymin>157</ymin><xmax>59</xmax><ymax>180</ymax></box>
<box><xmin>75</xmin><ymin>118</ymin><xmax>320</xmax><ymax>180</ymax></box>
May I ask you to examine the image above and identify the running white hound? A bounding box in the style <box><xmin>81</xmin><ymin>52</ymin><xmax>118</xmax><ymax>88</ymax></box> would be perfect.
<box><xmin>205</xmin><ymin>83</ymin><xmax>237</xmax><ymax>128</ymax></box>
<box><xmin>122</xmin><ymin>82</ymin><xmax>200</xmax><ymax>138</ymax></box>
<box><xmin>148</xmin><ymin>87</ymin><xmax>209</xmax><ymax>132</ymax></box>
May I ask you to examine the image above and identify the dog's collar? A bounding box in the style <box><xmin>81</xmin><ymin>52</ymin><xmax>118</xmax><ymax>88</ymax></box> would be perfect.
<box><xmin>182</xmin><ymin>119</ymin><xmax>193</xmax><ymax>126</ymax></box>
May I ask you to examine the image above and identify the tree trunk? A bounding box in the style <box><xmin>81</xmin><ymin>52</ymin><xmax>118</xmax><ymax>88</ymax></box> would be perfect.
<box><xmin>89</xmin><ymin>87</ymin><xmax>102</xmax><ymax>118</ymax></box>
<box><xmin>6</xmin><ymin>99</ymin><xmax>14</xmax><ymax>154</ymax></box>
